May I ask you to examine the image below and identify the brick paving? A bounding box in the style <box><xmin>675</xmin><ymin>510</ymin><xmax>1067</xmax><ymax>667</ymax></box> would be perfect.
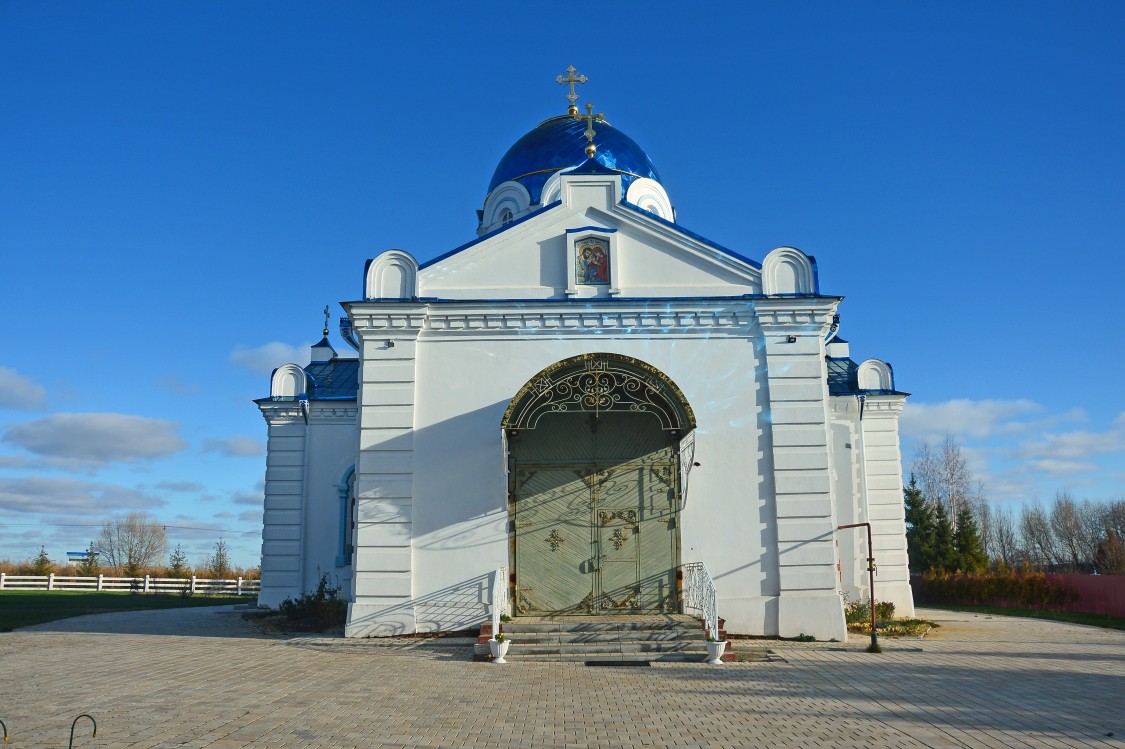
<box><xmin>0</xmin><ymin>606</ymin><xmax>1122</xmax><ymax>748</ymax></box>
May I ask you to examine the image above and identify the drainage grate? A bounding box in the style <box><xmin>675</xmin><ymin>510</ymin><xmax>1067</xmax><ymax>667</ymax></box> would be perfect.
<box><xmin>585</xmin><ymin>661</ymin><xmax>651</xmax><ymax>667</ymax></box>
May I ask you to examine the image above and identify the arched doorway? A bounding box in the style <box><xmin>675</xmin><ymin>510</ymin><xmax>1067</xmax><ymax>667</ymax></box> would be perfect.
<box><xmin>502</xmin><ymin>353</ymin><xmax>696</xmax><ymax>615</ymax></box>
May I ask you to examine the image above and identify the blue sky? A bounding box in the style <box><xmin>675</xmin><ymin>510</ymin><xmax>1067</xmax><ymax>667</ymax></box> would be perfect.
<box><xmin>1</xmin><ymin>2</ymin><xmax>1122</xmax><ymax>569</ymax></box>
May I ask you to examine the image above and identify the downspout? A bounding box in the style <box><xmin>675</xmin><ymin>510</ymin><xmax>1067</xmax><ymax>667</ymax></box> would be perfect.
<box><xmin>856</xmin><ymin>393</ymin><xmax>874</xmax><ymax>601</ymax></box>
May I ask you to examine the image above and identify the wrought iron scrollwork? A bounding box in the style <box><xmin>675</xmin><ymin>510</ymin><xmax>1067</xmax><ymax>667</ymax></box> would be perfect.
<box><xmin>503</xmin><ymin>353</ymin><xmax>695</xmax><ymax>431</ymax></box>
<box><xmin>598</xmin><ymin>509</ymin><xmax>638</xmax><ymax>526</ymax></box>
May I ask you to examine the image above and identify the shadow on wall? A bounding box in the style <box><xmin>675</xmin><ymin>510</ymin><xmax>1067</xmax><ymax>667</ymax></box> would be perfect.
<box><xmin>348</xmin><ymin>572</ymin><xmax>492</xmax><ymax>636</ymax></box>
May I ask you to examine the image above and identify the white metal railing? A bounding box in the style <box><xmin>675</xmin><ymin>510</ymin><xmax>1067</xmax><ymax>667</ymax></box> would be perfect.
<box><xmin>491</xmin><ymin>565</ymin><xmax>509</xmax><ymax>635</ymax></box>
<box><xmin>682</xmin><ymin>562</ymin><xmax>718</xmax><ymax>639</ymax></box>
<box><xmin>0</xmin><ymin>573</ymin><xmax>260</xmax><ymax>595</ymax></box>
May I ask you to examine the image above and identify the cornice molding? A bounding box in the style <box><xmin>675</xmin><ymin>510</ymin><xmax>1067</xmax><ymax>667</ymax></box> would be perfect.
<box><xmin>754</xmin><ymin>300</ymin><xmax>839</xmax><ymax>332</ymax></box>
<box><xmin>309</xmin><ymin>407</ymin><xmax>359</xmax><ymax>421</ymax></box>
<box><xmin>859</xmin><ymin>395</ymin><xmax>907</xmax><ymax>414</ymax></box>
<box><xmin>257</xmin><ymin>402</ymin><xmax>304</xmax><ymax>424</ymax></box>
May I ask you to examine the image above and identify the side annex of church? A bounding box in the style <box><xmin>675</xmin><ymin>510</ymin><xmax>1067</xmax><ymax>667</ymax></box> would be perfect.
<box><xmin>255</xmin><ymin>71</ymin><xmax>915</xmax><ymax>640</ymax></box>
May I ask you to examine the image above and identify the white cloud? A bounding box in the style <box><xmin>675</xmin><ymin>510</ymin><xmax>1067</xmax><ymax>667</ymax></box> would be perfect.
<box><xmin>1024</xmin><ymin>458</ymin><xmax>1100</xmax><ymax>476</ymax></box>
<box><xmin>1019</xmin><ymin>427</ymin><xmax>1125</xmax><ymax>460</ymax></box>
<box><xmin>238</xmin><ymin>510</ymin><xmax>263</xmax><ymax>522</ymax></box>
<box><xmin>232</xmin><ymin>490</ymin><xmax>263</xmax><ymax>506</ymax></box>
<box><xmin>0</xmin><ymin>367</ymin><xmax>48</xmax><ymax>410</ymax></box>
<box><xmin>230</xmin><ymin>342</ymin><xmax>307</xmax><ymax>375</ymax></box>
<box><xmin>156</xmin><ymin>480</ymin><xmax>204</xmax><ymax>493</ymax></box>
<box><xmin>2</xmin><ymin>413</ymin><xmax>187</xmax><ymax>463</ymax></box>
<box><xmin>204</xmin><ymin>436</ymin><xmax>266</xmax><ymax>457</ymax></box>
<box><xmin>901</xmin><ymin>399</ymin><xmax>1042</xmax><ymax>440</ymax></box>
<box><xmin>0</xmin><ymin>476</ymin><xmax>166</xmax><ymax>515</ymax></box>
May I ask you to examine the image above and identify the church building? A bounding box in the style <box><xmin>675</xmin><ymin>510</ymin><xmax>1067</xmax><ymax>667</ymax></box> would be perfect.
<box><xmin>255</xmin><ymin>69</ymin><xmax>915</xmax><ymax>641</ymax></box>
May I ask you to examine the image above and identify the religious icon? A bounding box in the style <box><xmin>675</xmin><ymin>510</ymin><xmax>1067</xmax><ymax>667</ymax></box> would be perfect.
<box><xmin>576</xmin><ymin>239</ymin><xmax>610</xmax><ymax>285</ymax></box>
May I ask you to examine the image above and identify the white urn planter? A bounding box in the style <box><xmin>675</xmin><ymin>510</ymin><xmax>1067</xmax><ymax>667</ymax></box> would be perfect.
<box><xmin>705</xmin><ymin>640</ymin><xmax>727</xmax><ymax>665</ymax></box>
<box><xmin>489</xmin><ymin>637</ymin><xmax>510</xmax><ymax>664</ymax></box>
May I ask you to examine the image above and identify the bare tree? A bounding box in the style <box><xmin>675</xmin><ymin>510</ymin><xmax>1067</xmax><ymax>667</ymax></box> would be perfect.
<box><xmin>1020</xmin><ymin>502</ymin><xmax>1060</xmax><ymax>569</ymax></box>
<box><xmin>990</xmin><ymin>505</ymin><xmax>1022</xmax><ymax>566</ymax></box>
<box><xmin>93</xmin><ymin>512</ymin><xmax>167</xmax><ymax>576</ymax></box>
<box><xmin>1050</xmin><ymin>493</ymin><xmax>1086</xmax><ymax>572</ymax></box>
<box><xmin>912</xmin><ymin>435</ymin><xmax>983</xmax><ymax>531</ymax></box>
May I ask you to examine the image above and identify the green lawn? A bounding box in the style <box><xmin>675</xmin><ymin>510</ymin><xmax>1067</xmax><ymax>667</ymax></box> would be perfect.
<box><xmin>921</xmin><ymin>603</ymin><xmax>1125</xmax><ymax>631</ymax></box>
<box><xmin>0</xmin><ymin>590</ymin><xmax>249</xmax><ymax>631</ymax></box>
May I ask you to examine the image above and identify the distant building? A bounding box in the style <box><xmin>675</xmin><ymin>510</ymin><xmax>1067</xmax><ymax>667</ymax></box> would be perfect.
<box><xmin>66</xmin><ymin>551</ymin><xmax>90</xmax><ymax>566</ymax></box>
<box><xmin>255</xmin><ymin>73</ymin><xmax>914</xmax><ymax>640</ymax></box>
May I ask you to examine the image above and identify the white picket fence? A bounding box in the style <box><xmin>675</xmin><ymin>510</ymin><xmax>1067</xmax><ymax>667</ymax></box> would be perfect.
<box><xmin>0</xmin><ymin>573</ymin><xmax>260</xmax><ymax>596</ymax></box>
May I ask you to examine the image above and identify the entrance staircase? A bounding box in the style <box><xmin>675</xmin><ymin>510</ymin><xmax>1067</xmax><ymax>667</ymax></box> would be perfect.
<box><xmin>475</xmin><ymin>614</ymin><xmax>733</xmax><ymax>663</ymax></box>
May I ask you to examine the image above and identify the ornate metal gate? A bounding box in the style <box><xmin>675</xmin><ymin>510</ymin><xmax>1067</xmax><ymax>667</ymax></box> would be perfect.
<box><xmin>513</xmin><ymin>456</ymin><xmax>677</xmax><ymax>615</ymax></box>
<box><xmin>504</xmin><ymin>353</ymin><xmax>695</xmax><ymax>616</ymax></box>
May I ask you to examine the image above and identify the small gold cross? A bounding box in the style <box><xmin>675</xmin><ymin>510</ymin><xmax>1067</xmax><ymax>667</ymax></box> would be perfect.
<box><xmin>555</xmin><ymin>65</ymin><xmax>587</xmax><ymax>115</ymax></box>
<box><xmin>322</xmin><ymin>305</ymin><xmax>330</xmax><ymax>337</ymax></box>
<box><xmin>579</xmin><ymin>102</ymin><xmax>605</xmax><ymax>158</ymax></box>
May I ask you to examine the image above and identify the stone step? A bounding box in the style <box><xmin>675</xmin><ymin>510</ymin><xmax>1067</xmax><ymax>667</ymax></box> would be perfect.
<box><xmin>493</xmin><ymin>641</ymin><xmax>705</xmax><ymax>655</ymax></box>
<box><xmin>503</xmin><ymin>630</ymin><xmax>706</xmax><ymax>644</ymax></box>
<box><xmin>477</xmin><ymin>615</ymin><xmax>732</xmax><ymax>663</ymax></box>
<box><xmin>500</xmin><ymin>621</ymin><xmax>699</xmax><ymax>634</ymax></box>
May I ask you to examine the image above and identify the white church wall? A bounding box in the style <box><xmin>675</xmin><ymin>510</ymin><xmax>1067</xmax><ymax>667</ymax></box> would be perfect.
<box><xmin>258</xmin><ymin>403</ymin><xmax>306</xmax><ymax>608</ymax></box>
<box><xmin>346</xmin><ymin>297</ymin><xmax>857</xmax><ymax>636</ymax></box>
<box><xmin>347</xmin><ymin>312</ymin><xmax>424</xmax><ymax>637</ymax></box>
<box><xmin>756</xmin><ymin>296</ymin><xmax>848</xmax><ymax>642</ymax></box>
<box><xmin>301</xmin><ymin>407</ymin><xmax>358</xmax><ymax>597</ymax></box>
<box><xmin>829</xmin><ymin>407</ymin><xmax>867</xmax><ymax>604</ymax></box>
<box><xmin>409</xmin><ymin>329</ymin><xmax>777</xmax><ymax>635</ymax></box>
<box><xmin>858</xmin><ymin>395</ymin><xmax>914</xmax><ymax>616</ymax></box>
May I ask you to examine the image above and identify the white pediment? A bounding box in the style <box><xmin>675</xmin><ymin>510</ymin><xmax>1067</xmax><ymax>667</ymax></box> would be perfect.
<box><xmin>418</xmin><ymin>173</ymin><xmax>762</xmax><ymax>300</ymax></box>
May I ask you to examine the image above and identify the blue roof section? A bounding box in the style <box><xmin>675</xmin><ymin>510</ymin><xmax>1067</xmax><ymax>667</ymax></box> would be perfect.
<box><xmin>618</xmin><ymin>201</ymin><xmax>762</xmax><ymax>269</ymax></box>
<box><xmin>304</xmin><ymin>358</ymin><xmax>359</xmax><ymax>399</ymax></box>
<box><xmin>827</xmin><ymin>357</ymin><xmax>860</xmax><ymax>395</ymax></box>
<box><xmin>826</xmin><ymin>356</ymin><xmax>909</xmax><ymax>396</ymax></box>
<box><xmin>488</xmin><ymin>115</ymin><xmax>661</xmax><ymax>203</ymax></box>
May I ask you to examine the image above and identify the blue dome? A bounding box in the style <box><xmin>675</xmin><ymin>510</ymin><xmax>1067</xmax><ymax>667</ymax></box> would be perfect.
<box><xmin>487</xmin><ymin>115</ymin><xmax>662</xmax><ymax>203</ymax></box>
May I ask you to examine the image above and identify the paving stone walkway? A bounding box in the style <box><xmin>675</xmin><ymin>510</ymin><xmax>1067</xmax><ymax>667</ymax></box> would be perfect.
<box><xmin>0</xmin><ymin>606</ymin><xmax>1122</xmax><ymax>748</ymax></box>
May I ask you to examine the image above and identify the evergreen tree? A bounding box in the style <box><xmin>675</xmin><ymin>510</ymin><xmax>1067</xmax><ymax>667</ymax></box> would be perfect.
<box><xmin>76</xmin><ymin>543</ymin><xmax>100</xmax><ymax>576</ymax></box>
<box><xmin>932</xmin><ymin>502</ymin><xmax>957</xmax><ymax>571</ymax></box>
<box><xmin>31</xmin><ymin>546</ymin><xmax>54</xmax><ymax>576</ymax></box>
<box><xmin>167</xmin><ymin>544</ymin><xmax>190</xmax><ymax>578</ymax></box>
<box><xmin>904</xmin><ymin>475</ymin><xmax>936</xmax><ymax>572</ymax></box>
<box><xmin>207</xmin><ymin>538</ymin><xmax>231</xmax><ymax>579</ymax></box>
<box><xmin>954</xmin><ymin>505</ymin><xmax>989</xmax><ymax>572</ymax></box>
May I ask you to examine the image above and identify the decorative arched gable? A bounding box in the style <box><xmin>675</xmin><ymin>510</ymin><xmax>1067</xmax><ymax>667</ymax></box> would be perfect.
<box><xmin>539</xmin><ymin>170</ymin><xmax>564</xmax><ymax>205</ymax></box>
<box><xmin>762</xmin><ymin>246</ymin><xmax>818</xmax><ymax>295</ymax></box>
<box><xmin>625</xmin><ymin>177</ymin><xmax>674</xmax><ymax>221</ymax></box>
<box><xmin>857</xmin><ymin>359</ymin><xmax>895</xmax><ymax>391</ymax></box>
<box><xmin>364</xmin><ymin>250</ymin><xmax>418</xmax><ymax>300</ymax></box>
<box><xmin>502</xmin><ymin>352</ymin><xmax>696</xmax><ymax>432</ymax></box>
<box><xmin>480</xmin><ymin>180</ymin><xmax>532</xmax><ymax>234</ymax></box>
<box><xmin>270</xmin><ymin>363</ymin><xmax>307</xmax><ymax>400</ymax></box>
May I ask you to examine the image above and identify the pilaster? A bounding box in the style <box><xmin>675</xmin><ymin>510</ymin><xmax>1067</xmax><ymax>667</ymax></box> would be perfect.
<box><xmin>756</xmin><ymin>297</ymin><xmax>847</xmax><ymax>640</ymax></box>
<box><xmin>346</xmin><ymin>304</ymin><xmax>425</xmax><ymax>636</ymax></box>
<box><xmin>859</xmin><ymin>394</ymin><xmax>915</xmax><ymax>616</ymax></box>
<box><xmin>256</xmin><ymin>401</ymin><xmax>307</xmax><ymax>608</ymax></box>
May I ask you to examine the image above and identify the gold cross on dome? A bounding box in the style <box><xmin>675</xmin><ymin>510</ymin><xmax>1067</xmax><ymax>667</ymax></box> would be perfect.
<box><xmin>579</xmin><ymin>102</ymin><xmax>605</xmax><ymax>158</ymax></box>
<box><xmin>556</xmin><ymin>65</ymin><xmax>587</xmax><ymax>115</ymax></box>
<box><xmin>322</xmin><ymin>305</ymin><xmax>330</xmax><ymax>337</ymax></box>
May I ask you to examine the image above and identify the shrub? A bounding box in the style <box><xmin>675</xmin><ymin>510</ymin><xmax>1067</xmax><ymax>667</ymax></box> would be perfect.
<box><xmin>844</xmin><ymin>598</ymin><xmax>896</xmax><ymax>624</ymax></box>
<box><xmin>278</xmin><ymin>574</ymin><xmax>347</xmax><ymax>632</ymax></box>
<box><xmin>916</xmin><ymin>566</ymin><xmax>1079</xmax><ymax>610</ymax></box>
